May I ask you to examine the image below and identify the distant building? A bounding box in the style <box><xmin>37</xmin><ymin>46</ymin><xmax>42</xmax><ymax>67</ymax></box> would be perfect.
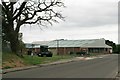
<box><xmin>25</xmin><ymin>41</ymin><xmax>49</xmax><ymax>55</ymax></box>
<box><xmin>48</xmin><ymin>38</ymin><xmax>112</xmax><ymax>55</ymax></box>
<box><xmin>25</xmin><ymin>38</ymin><xmax>112</xmax><ymax>55</ymax></box>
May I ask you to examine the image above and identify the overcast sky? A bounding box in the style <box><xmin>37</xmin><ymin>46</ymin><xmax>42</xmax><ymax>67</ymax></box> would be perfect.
<box><xmin>20</xmin><ymin>0</ymin><xmax>119</xmax><ymax>44</ymax></box>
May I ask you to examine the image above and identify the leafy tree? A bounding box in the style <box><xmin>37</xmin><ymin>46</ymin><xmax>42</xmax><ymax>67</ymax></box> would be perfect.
<box><xmin>116</xmin><ymin>44</ymin><xmax>120</xmax><ymax>54</ymax></box>
<box><xmin>105</xmin><ymin>40</ymin><xmax>117</xmax><ymax>53</ymax></box>
<box><xmin>2</xmin><ymin>0</ymin><xmax>64</xmax><ymax>54</ymax></box>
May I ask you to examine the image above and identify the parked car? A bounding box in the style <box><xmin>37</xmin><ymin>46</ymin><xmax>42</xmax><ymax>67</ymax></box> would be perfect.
<box><xmin>37</xmin><ymin>45</ymin><xmax>53</xmax><ymax>57</ymax></box>
<box><xmin>76</xmin><ymin>51</ymin><xmax>86</xmax><ymax>56</ymax></box>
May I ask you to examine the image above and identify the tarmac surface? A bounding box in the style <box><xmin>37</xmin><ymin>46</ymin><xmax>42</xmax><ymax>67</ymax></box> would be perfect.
<box><xmin>2</xmin><ymin>54</ymin><xmax>118</xmax><ymax>78</ymax></box>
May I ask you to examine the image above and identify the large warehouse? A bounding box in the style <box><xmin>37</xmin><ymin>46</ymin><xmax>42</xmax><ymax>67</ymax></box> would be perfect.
<box><xmin>47</xmin><ymin>38</ymin><xmax>112</xmax><ymax>55</ymax></box>
<box><xmin>25</xmin><ymin>38</ymin><xmax>112</xmax><ymax>55</ymax></box>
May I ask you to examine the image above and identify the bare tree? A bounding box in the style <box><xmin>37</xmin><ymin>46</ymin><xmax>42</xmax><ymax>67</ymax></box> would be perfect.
<box><xmin>2</xmin><ymin>0</ymin><xmax>65</xmax><ymax>54</ymax></box>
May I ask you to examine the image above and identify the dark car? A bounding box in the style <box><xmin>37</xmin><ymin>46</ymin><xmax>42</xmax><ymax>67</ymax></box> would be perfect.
<box><xmin>37</xmin><ymin>45</ymin><xmax>53</xmax><ymax>57</ymax></box>
<box><xmin>40</xmin><ymin>52</ymin><xmax>52</xmax><ymax>57</ymax></box>
<box><xmin>76</xmin><ymin>51</ymin><xmax>86</xmax><ymax>56</ymax></box>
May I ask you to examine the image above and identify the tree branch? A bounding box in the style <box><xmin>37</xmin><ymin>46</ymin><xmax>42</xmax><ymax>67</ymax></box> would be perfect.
<box><xmin>12</xmin><ymin>1</ymin><xmax>27</xmax><ymax>20</ymax></box>
<box><xmin>24</xmin><ymin>16</ymin><xmax>52</xmax><ymax>24</ymax></box>
<box><xmin>21</xmin><ymin>0</ymin><xmax>62</xmax><ymax>23</ymax></box>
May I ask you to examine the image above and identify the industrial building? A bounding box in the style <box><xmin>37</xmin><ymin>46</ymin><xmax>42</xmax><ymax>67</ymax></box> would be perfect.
<box><xmin>48</xmin><ymin>38</ymin><xmax>112</xmax><ymax>55</ymax></box>
<box><xmin>25</xmin><ymin>38</ymin><xmax>112</xmax><ymax>55</ymax></box>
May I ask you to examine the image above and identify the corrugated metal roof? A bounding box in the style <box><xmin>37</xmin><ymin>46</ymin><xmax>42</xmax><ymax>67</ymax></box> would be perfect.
<box><xmin>48</xmin><ymin>39</ymin><xmax>94</xmax><ymax>47</ymax></box>
<box><xmin>25</xmin><ymin>38</ymin><xmax>112</xmax><ymax>48</ymax></box>
<box><xmin>32</xmin><ymin>41</ymin><xmax>50</xmax><ymax>45</ymax></box>
<box><xmin>48</xmin><ymin>39</ymin><xmax>112</xmax><ymax>48</ymax></box>
<box><xmin>25</xmin><ymin>43</ymin><xmax>41</xmax><ymax>48</ymax></box>
<box><xmin>25</xmin><ymin>43</ymin><xmax>33</xmax><ymax>48</ymax></box>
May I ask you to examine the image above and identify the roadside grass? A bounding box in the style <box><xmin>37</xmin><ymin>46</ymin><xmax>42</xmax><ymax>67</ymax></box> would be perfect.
<box><xmin>2</xmin><ymin>52</ymin><xmax>25</xmax><ymax>69</ymax></box>
<box><xmin>2</xmin><ymin>52</ymin><xmax>107</xmax><ymax>69</ymax></box>
<box><xmin>2</xmin><ymin>52</ymin><xmax>75</xmax><ymax>69</ymax></box>
<box><xmin>23</xmin><ymin>55</ymin><xmax>75</xmax><ymax>65</ymax></box>
<box><xmin>88</xmin><ymin>53</ymin><xmax>106</xmax><ymax>57</ymax></box>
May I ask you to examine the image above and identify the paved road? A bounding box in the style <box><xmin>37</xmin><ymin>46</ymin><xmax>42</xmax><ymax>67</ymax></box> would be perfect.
<box><xmin>3</xmin><ymin>54</ymin><xmax>118</xmax><ymax>78</ymax></box>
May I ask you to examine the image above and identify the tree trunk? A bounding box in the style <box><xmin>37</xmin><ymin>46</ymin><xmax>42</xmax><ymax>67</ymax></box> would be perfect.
<box><xmin>8</xmin><ymin>30</ymin><xmax>24</xmax><ymax>57</ymax></box>
<box><xmin>5</xmin><ymin>17</ymin><xmax>20</xmax><ymax>54</ymax></box>
<box><xmin>9</xmin><ymin>31</ymin><xmax>19</xmax><ymax>54</ymax></box>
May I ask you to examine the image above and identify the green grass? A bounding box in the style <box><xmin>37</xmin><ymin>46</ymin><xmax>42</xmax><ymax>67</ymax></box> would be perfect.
<box><xmin>2</xmin><ymin>52</ymin><xmax>108</xmax><ymax>69</ymax></box>
<box><xmin>23</xmin><ymin>55</ymin><xmax>75</xmax><ymax>65</ymax></box>
<box><xmin>2</xmin><ymin>52</ymin><xmax>22</xmax><ymax>62</ymax></box>
<box><xmin>2</xmin><ymin>52</ymin><xmax>75</xmax><ymax>68</ymax></box>
<box><xmin>3</xmin><ymin>66</ymin><xmax>13</xmax><ymax>69</ymax></box>
<box><xmin>2</xmin><ymin>52</ymin><xmax>25</xmax><ymax>69</ymax></box>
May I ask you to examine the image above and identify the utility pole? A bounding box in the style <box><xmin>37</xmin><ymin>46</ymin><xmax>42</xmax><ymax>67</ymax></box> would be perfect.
<box><xmin>31</xmin><ymin>44</ymin><xmax>34</xmax><ymax>56</ymax></box>
<box><xmin>56</xmin><ymin>40</ymin><xmax>59</xmax><ymax>55</ymax></box>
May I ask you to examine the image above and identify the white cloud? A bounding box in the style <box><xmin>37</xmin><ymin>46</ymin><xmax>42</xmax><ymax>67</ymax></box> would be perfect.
<box><xmin>20</xmin><ymin>0</ymin><xmax>118</xmax><ymax>44</ymax></box>
<box><xmin>63</xmin><ymin>0</ymin><xmax>118</xmax><ymax>27</ymax></box>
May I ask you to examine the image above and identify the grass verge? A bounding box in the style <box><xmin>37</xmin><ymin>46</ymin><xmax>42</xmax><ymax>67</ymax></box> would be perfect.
<box><xmin>2</xmin><ymin>53</ymin><xmax>75</xmax><ymax>69</ymax></box>
<box><xmin>2</xmin><ymin>52</ymin><xmax>107</xmax><ymax>69</ymax></box>
<box><xmin>23</xmin><ymin>55</ymin><xmax>75</xmax><ymax>65</ymax></box>
<box><xmin>2</xmin><ymin>52</ymin><xmax>25</xmax><ymax>69</ymax></box>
